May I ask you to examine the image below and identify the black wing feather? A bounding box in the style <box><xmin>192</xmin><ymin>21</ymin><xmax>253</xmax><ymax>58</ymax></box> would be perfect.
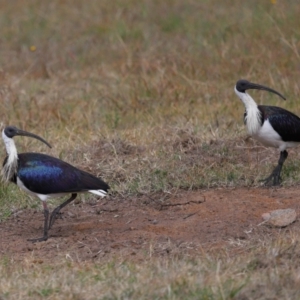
<box><xmin>16</xmin><ymin>153</ymin><xmax>110</xmax><ymax>195</ymax></box>
<box><xmin>258</xmin><ymin>105</ymin><xmax>300</xmax><ymax>142</ymax></box>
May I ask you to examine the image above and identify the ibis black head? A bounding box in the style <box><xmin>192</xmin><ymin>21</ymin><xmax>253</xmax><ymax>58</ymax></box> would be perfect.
<box><xmin>235</xmin><ymin>79</ymin><xmax>286</xmax><ymax>100</ymax></box>
<box><xmin>3</xmin><ymin>126</ymin><xmax>52</xmax><ymax>148</ymax></box>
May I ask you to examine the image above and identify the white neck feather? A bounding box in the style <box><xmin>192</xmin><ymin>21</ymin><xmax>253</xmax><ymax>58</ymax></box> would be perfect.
<box><xmin>234</xmin><ymin>87</ymin><xmax>262</xmax><ymax>136</ymax></box>
<box><xmin>1</xmin><ymin>129</ymin><xmax>18</xmax><ymax>182</ymax></box>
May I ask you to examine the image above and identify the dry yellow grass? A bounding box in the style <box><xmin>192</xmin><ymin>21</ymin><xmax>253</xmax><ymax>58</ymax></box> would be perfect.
<box><xmin>1</xmin><ymin>232</ymin><xmax>300</xmax><ymax>299</ymax></box>
<box><xmin>1</xmin><ymin>0</ymin><xmax>300</xmax><ymax>298</ymax></box>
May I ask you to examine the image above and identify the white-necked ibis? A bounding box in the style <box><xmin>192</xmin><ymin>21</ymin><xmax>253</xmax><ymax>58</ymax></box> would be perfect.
<box><xmin>2</xmin><ymin>126</ymin><xmax>110</xmax><ymax>242</ymax></box>
<box><xmin>234</xmin><ymin>79</ymin><xmax>300</xmax><ymax>185</ymax></box>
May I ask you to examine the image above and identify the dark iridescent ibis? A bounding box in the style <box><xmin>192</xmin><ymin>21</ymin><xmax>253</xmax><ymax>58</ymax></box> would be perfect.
<box><xmin>1</xmin><ymin>126</ymin><xmax>110</xmax><ymax>242</ymax></box>
<box><xmin>234</xmin><ymin>79</ymin><xmax>300</xmax><ymax>185</ymax></box>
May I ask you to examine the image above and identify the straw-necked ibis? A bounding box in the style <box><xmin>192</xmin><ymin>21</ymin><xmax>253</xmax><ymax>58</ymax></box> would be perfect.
<box><xmin>234</xmin><ymin>79</ymin><xmax>300</xmax><ymax>186</ymax></box>
<box><xmin>2</xmin><ymin>126</ymin><xmax>110</xmax><ymax>242</ymax></box>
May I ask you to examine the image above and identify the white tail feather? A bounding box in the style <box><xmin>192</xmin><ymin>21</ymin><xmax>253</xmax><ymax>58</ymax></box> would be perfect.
<box><xmin>88</xmin><ymin>189</ymin><xmax>107</xmax><ymax>197</ymax></box>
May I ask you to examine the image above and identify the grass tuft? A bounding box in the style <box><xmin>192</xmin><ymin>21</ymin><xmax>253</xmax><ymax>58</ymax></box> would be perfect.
<box><xmin>2</xmin><ymin>233</ymin><xmax>300</xmax><ymax>299</ymax></box>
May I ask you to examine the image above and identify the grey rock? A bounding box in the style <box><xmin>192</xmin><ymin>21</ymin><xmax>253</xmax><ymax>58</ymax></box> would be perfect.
<box><xmin>262</xmin><ymin>208</ymin><xmax>297</xmax><ymax>227</ymax></box>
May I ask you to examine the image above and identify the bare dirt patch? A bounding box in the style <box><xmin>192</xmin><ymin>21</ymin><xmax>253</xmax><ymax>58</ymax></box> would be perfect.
<box><xmin>1</xmin><ymin>187</ymin><xmax>300</xmax><ymax>263</ymax></box>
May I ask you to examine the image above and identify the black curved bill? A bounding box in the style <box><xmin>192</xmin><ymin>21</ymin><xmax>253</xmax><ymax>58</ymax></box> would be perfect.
<box><xmin>16</xmin><ymin>129</ymin><xmax>52</xmax><ymax>148</ymax></box>
<box><xmin>236</xmin><ymin>80</ymin><xmax>286</xmax><ymax>100</ymax></box>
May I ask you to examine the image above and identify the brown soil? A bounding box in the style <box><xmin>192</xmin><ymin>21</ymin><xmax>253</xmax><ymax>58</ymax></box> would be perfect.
<box><xmin>1</xmin><ymin>187</ymin><xmax>300</xmax><ymax>263</ymax></box>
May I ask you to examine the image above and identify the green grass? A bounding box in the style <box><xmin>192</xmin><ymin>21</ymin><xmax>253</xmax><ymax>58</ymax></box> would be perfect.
<box><xmin>0</xmin><ymin>183</ymin><xmax>31</xmax><ymax>222</ymax></box>
<box><xmin>1</xmin><ymin>0</ymin><xmax>300</xmax><ymax>298</ymax></box>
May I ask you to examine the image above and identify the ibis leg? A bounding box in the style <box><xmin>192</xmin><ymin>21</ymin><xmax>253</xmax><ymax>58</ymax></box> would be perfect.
<box><xmin>262</xmin><ymin>150</ymin><xmax>288</xmax><ymax>186</ymax></box>
<box><xmin>28</xmin><ymin>202</ymin><xmax>49</xmax><ymax>243</ymax></box>
<box><xmin>48</xmin><ymin>193</ymin><xmax>77</xmax><ymax>229</ymax></box>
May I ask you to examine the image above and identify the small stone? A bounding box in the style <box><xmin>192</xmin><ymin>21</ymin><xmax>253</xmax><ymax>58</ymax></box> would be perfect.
<box><xmin>67</xmin><ymin>212</ymin><xmax>75</xmax><ymax>217</ymax></box>
<box><xmin>262</xmin><ymin>213</ymin><xmax>271</xmax><ymax>221</ymax></box>
<box><xmin>262</xmin><ymin>208</ymin><xmax>297</xmax><ymax>227</ymax></box>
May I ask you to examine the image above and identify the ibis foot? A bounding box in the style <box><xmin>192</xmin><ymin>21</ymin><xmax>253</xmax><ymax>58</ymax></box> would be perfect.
<box><xmin>260</xmin><ymin>150</ymin><xmax>288</xmax><ymax>187</ymax></box>
<box><xmin>260</xmin><ymin>170</ymin><xmax>282</xmax><ymax>186</ymax></box>
<box><xmin>27</xmin><ymin>235</ymin><xmax>48</xmax><ymax>243</ymax></box>
<box><xmin>49</xmin><ymin>193</ymin><xmax>77</xmax><ymax>229</ymax></box>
